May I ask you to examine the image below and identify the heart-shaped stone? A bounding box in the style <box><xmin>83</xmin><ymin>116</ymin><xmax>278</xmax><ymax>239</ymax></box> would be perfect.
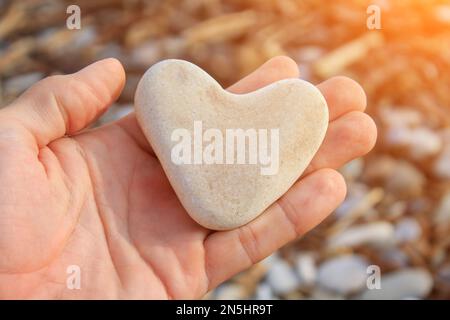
<box><xmin>135</xmin><ymin>59</ymin><xmax>328</xmax><ymax>230</ymax></box>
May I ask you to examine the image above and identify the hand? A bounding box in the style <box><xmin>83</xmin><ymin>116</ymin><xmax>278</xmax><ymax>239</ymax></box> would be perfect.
<box><xmin>0</xmin><ymin>57</ymin><xmax>376</xmax><ymax>299</ymax></box>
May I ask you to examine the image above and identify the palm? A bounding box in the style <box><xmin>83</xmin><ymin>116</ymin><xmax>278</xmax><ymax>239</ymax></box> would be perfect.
<box><xmin>0</xmin><ymin>57</ymin><xmax>376</xmax><ymax>299</ymax></box>
<box><xmin>0</xmin><ymin>113</ymin><xmax>214</xmax><ymax>298</ymax></box>
<box><xmin>73</xmin><ymin>119</ymin><xmax>212</xmax><ymax>299</ymax></box>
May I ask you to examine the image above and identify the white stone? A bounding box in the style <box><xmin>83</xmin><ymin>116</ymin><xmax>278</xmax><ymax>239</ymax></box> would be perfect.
<box><xmin>294</xmin><ymin>253</ymin><xmax>317</xmax><ymax>287</ymax></box>
<box><xmin>434</xmin><ymin>191</ymin><xmax>450</xmax><ymax>224</ymax></box>
<box><xmin>380</xmin><ymin>248</ymin><xmax>410</xmax><ymax>267</ymax></box>
<box><xmin>434</xmin><ymin>149</ymin><xmax>450</xmax><ymax>179</ymax></box>
<box><xmin>386</xmin><ymin>126</ymin><xmax>442</xmax><ymax>160</ymax></box>
<box><xmin>214</xmin><ymin>283</ymin><xmax>247</xmax><ymax>300</ymax></box>
<box><xmin>266</xmin><ymin>260</ymin><xmax>300</xmax><ymax>295</ymax></box>
<box><xmin>254</xmin><ymin>282</ymin><xmax>275</xmax><ymax>300</ymax></box>
<box><xmin>434</xmin><ymin>129</ymin><xmax>450</xmax><ymax>179</ymax></box>
<box><xmin>334</xmin><ymin>182</ymin><xmax>369</xmax><ymax>218</ymax></box>
<box><xmin>339</xmin><ymin>158</ymin><xmax>364</xmax><ymax>181</ymax></box>
<box><xmin>131</xmin><ymin>42</ymin><xmax>161</xmax><ymax>67</ymax></box>
<box><xmin>358</xmin><ymin>269</ymin><xmax>433</xmax><ymax>300</ymax></box>
<box><xmin>135</xmin><ymin>59</ymin><xmax>328</xmax><ymax>230</ymax></box>
<box><xmin>260</xmin><ymin>253</ymin><xmax>281</xmax><ymax>268</ymax></box>
<box><xmin>379</xmin><ymin>107</ymin><xmax>422</xmax><ymax>127</ymax></box>
<box><xmin>380</xmin><ymin>107</ymin><xmax>442</xmax><ymax>160</ymax></box>
<box><xmin>387</xmin><ymin>162</ymin><xmax>426</xmax><ymax>197</ymax></box>
<box><xmin>317</xmin><ymin>254</ymin><xmax>370</xmax><ymax>295</ymax></box>
<box><xmin>327</xmin><ymin>222</ymin><xmax>395</xmax><ymax>249</ymax></box>
<box><xmin>310</xmin><ymin>288</ymin><xmax>344</xmax><ymax>300</ymax></box>
<box><xmin>394</xmin><ymin>217</ymin><xmax>422</xmax><ymax>243</ymax></box>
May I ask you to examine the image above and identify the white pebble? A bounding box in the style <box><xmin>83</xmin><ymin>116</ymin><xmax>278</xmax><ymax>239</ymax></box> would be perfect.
<box><xmin>394</xmin><ymin>218</ymin><xmax>422</xmax><ymax>243</ymax></box>
<box><xmin>327</xmin><ymin>222</ymin><xmax>395</xmax><ymax>249</ymax></box>
<box><xmin>358</xmin><ymin>268</ymin><xmax>433</xmax><ymax>300</ymax></box>
<box><xmin>380</xmin><ymin>248</ymin><xmax>410</xmax><ymax>267</ymax></box>
<box><xmin>254</xmin><ymin>282</ymin><xmax>275</xmax><ymax>300</ymax></box>
<box><xmin>294</xmin><ymin>253</ymin><xmax>317</xmax><ymax>287</ymax></box>
<box><xmin>434</xmin><ymin>130</ymin><xmax>450</xmax><ymax>179</ymax></box>
<box><xmin>334</xmin><ymin>182</ymin><xmax>369</xmax><ymax>218</ymax></box>
<box><xmin>317</xmin><ymin>255</ymin><xmax>369</xmax><ymax>295</ymax></box>
<box><xmin>310</xmin><ymin>287</ymin><xmax>345</xmax><ymax>300</ymax></box>
<box><xmin>260</xmin><ymin>253</ymin><xmax>281</xmax><ymax>268</ymax></box>
<box><xmin>434</xmin><ymin>191</ymin><xmax>450</xmax><ymax>224</ymax></box>
<box><xmin>339</xmin><ymin>158</ymin><xmax>364</xmax><ymax>181</ymax></box>
<box><xmin>434</xmin><ymin>150</ymin><xmax>450</xmax><ymax>179</ymax></box>
<box><xmin>386</xmin><ymin>126</ymin><xmax>442</xmax><ymax>160</ymax></box>
<box><xmin>295</xmin><ymin>46</ymin><xmax>324</xmax><ymax>62</ymax></box>
<box><xmin>379</xmin><ymin>107</ymin><xmax>422</xmax><ymax>127</ymax></box>
<box><xmin>266</xmin><ymin>260</ymin><xmax>300</xmax><ymax>295</ymax></box>
<box><xmin>214</xmin><ymin>283</ymin><xmax>247</xmax><ymax>300</ymax></box>
<box><xmin>385</xmin><ymin>161</ymin><xmax>425</xmax><ymax>197</ymax></box>
<box><xmin>131</xmin><ymin>42</ymin><xmax>161</xmax><ymax>67</ymax></box>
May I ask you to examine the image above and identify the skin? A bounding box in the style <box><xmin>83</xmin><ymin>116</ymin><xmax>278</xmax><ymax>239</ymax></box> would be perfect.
<box><xmin>0</xmin><ymin>56</ymin><xmax>376</xmax><ymax>299</ymax></box>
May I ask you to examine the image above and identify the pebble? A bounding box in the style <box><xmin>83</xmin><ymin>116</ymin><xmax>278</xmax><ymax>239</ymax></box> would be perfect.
<box><xmin>214</xmin><ymin>283</ymin><xmax>247</xmax><ymax>300</ymax></box>
<box><xmin>327</xmin><ymin>222</ymin><xmax>395</xmax><ymax>249</ymax></box>
<box><xmin>409</xmin><ymin>197</ymin><xmax>432</xmax><ymax>215</ymax></box>
<box><xmin>358</xmin><ymin>269</ymin><xmax>433</xmax><ymax>300</ymax></box>
<box><xmin>71</xmin><ymin>26</ymin><xmax>97</xmax><ymax>50</ymax></box>
<box><xmin>38</xmin><ymin>26</ymin><xmax>97</xmax><ymax>55</ymax></box>
<box><xmin>380</xmin><ymin>107</ymin><xmax>442</xmax><ymax>159</ymax></box>
<box><xmin>380</xmin><ymin>248</ymin><xmax>410</xmax><ymax>267</ymax></box>
<box><xmin>131</xmin><ymin>42</ymin><xmax>162</xmax><ymax>68</ymax></box>
<box><xmin>363</xmin><ymin>155</ymin><xmax>396</xmax><ymax>182</ymax></box>
<box><xmin>433</xmin><ymin>129</ymin><xmax>450</xmax><ymax>179</ymax></box>
<box><xmin>135</xmin><ymin>59</ymin><xmax>329</xmax><ymax>230</ymax></box>
<box><xmin>379</xmin><ymin>107</ymin><xmax>422</xmax><ymax>128</ymax></box>
<box><xmin>266</xmin><ymin>260</ymin><xmax>300</xmax><ymax>295</ymax></box>
<box><xmin>434</xmin><ymin>148</ymin><xmax>450</xmax><ymax>179</ymax></box>
<box><xmin>436</xmin><ymin>265</ymin><xmax>450</xmax><ymax>293</ymax></box>
<box><xmin>386</xmin><ymin>126</ymin><xmax>442</xmax><ymax>160</ymax></box>
<box><xmin>394</xmin><ymin>217</ymin><xmax>422</xmax><ymax>243</ymax></box>
<box><xmin>310</xmin><ymin>288</ymin><xmax>344</xmax><ymax>300</ymax></box>
<box><xmin>260</xmin><ymin>253</ymin><xmax>281</xmax><ymax>268</ymax></box>
<box><xmin>294</xmin><ymin>46</ymin><xmax>325</xmax><ymax>62</ymax></box>
<box><xmin>95</xmin><ymin>42</ymin><xmax>125</xmax><ymax>61</ymax></box>
<box><xmin>363</xmin><ymin>157</ymin><xmax>426</xmax><ymax>198</ymax></box>
<box><xmin>433</xmin><ymin>191</ymin><xmax>450</xmax><ymax>225</ymax></box>
<box><xmin>294</xmin><ymin>253</ymin><xmax>317</xmax><ymax>287</ymax></box>
<box><xmin>334</xmin><ymin>182</ymin><xmax>369</xmax><ymax>218</ymax></box>
<box><xmin>339</xmin><ymin>158</ymin><xmax>364</xmax><ymax>182</ymax></box>
<box><xmin>385</xmin><ymin>201</ymin><xmax>408</xmax><ymax>219</ymax></box>
<box><xmin>317</xmin><ymin>255</ymin><xmax>370</xmax><ymax>295</ymax></box>
<box><xmin>254</xmin><ymin>282</ymin><xmax>275</xmax><ymax>300</ymax></box>
<box><xmin>385</xmin><ymin>160</ymin><xmax>425</xmax><ymax>198</ymax></box>
<box><xmin>162</xmin><ymin>37</ymin><xmax>187</xmax><ymax>56</ymax></box>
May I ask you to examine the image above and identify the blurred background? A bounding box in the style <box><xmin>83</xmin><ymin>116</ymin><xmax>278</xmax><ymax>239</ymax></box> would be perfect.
<box><xmin>1</xmin><ymin>0</ymin><xmax>450</xmax><ymax>299</ymax></box>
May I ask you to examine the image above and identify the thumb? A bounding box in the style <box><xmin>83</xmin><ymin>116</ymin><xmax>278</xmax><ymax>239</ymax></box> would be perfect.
<box><xmin>0</xmin><ymin>58</ymin><xmax>125</xmax><ymax>149</ymax></box>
